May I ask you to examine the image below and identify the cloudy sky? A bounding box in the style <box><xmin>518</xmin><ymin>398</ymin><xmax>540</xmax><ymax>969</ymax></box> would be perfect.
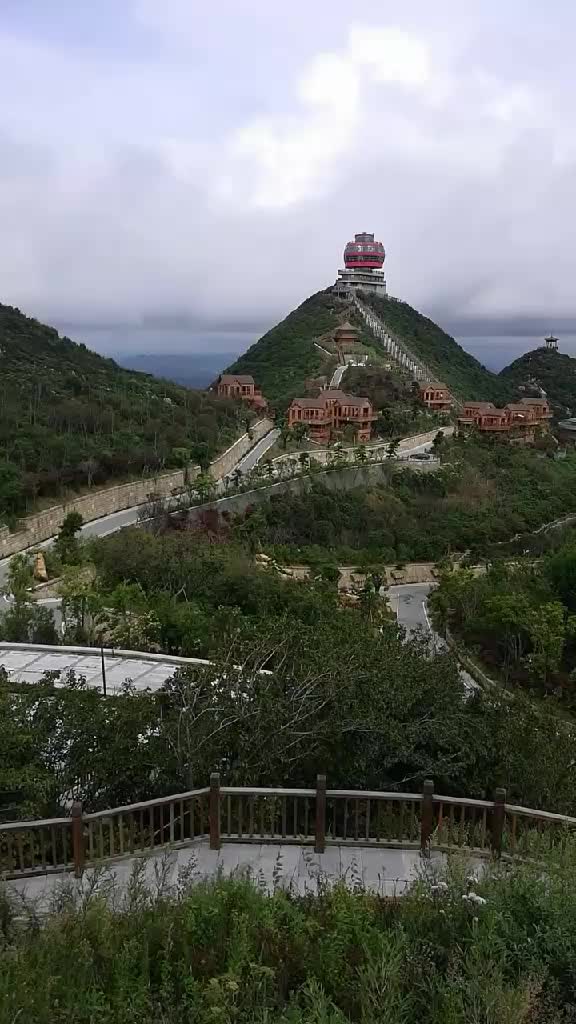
<box><xmin>1</xmin><ymin>0</ymin><xmax>574</xmax><ymax>341</ymax></box>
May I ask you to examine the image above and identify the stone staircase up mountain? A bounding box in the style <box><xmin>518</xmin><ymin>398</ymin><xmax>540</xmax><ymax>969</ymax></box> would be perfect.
<box><xmin>354</xmin><ymin>297</ymin><xmax>436</xmax><ymax>385</ymax></box>
<box><xmin>353</xmin><ymin>296</ymin><xmax>464</xmax><ymax>411</ymax></box>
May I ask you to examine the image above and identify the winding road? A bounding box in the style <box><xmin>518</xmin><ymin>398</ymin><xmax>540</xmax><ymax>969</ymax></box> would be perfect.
<box><xmin>389</xmin><ymin>582</ymin><xmax>478</xmax><ymax>691</ymax></box>
<box><xmin>0</xmin><ymin>428</ymin><xmax>280</xmax><ymax>600</ymax></box>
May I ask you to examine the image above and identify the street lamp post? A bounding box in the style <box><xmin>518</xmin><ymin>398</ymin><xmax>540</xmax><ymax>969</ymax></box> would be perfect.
<box><xmin>100</xmin><ymin>645</ymin><xmax>107</xmax><ymax>696</ymax></box>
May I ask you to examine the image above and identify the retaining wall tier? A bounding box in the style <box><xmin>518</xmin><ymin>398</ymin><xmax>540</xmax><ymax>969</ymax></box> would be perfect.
<box><xmin>0</xmin><ymin>418</ymin><xmax>273</xmax><ymax>560</ymax></box>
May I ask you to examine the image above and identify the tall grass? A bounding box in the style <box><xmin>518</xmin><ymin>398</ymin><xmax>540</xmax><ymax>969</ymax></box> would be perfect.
<box><xmin>1</xmin><ymin>854</ymin><xmax>576</xmax><ymax>1022</ymax></box>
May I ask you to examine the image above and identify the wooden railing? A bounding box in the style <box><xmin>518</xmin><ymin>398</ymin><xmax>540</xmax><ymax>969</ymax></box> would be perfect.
<box><xmin>2</xmin><ymin>776</ymin><xmax>576</xmax><ymax>880</ymax></box>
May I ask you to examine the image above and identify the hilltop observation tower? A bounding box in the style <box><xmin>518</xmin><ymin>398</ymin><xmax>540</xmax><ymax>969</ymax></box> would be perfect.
<box><xmin>334</xmin><ymin>232</ymin><xmax>387</xmax><ymax>298</ymax></box>
<box><xmin>545</xmin><ymin>333</ymin><xmax>559</xmax><ymax>351</ymax></box>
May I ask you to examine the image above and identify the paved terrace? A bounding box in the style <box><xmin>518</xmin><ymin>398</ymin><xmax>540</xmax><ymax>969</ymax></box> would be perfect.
<box><xmin>3</xmin><ymin>778</ymin><xmax>573</xmax><ymax>911</ymax></box>
<box><xmin>6</xmin><ymin>842</ymin><xmax>437</xmax><ymax>910</ymax></box>
<box><xmin>0</xmin><ymin>643</ymin><xmax>207</xmax><ymax>693</ymax></box>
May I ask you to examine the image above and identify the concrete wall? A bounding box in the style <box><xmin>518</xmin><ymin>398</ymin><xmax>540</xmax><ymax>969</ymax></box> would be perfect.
<box><xmin>188</xmin><ymin>457</ymin><xmax>440</xmax><ymax>524</ymax></box>
<box><xmin>0</xmin><ymin>418</ymin><xmax>273</xmax><ymax>560</ymax></box>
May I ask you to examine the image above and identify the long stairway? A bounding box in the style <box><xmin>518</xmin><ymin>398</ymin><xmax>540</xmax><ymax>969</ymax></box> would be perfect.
<box><xmin>353</xmin><ymin>296</ymin><xmax>437</xmax><ymax>384</ymax></box>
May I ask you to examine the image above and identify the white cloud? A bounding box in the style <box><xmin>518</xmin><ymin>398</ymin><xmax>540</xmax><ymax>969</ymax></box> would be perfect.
<box><xmin>347</xmin><ymin>25</ymin><xmax>431</xmax><ymax>87</ymax></box>
<box><xmin>220</xmin><ymin>25</ymin><xmax>437</xmax><ymax>210</ymax></box>
<box><xmin>0</xmin><ymin>5</ymin><xmax>575</xmax><ymax>326</ymax></box>
<box><xmin>215</xmin><ymin>23</ymin><xmax>548</xmax><ymax>212</ymax></box>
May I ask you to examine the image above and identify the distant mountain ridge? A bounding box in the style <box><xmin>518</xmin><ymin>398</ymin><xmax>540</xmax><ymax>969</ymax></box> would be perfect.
<box><xmin>119</xmin><ymin>352</ymin><xmax>236</xmax><ymax>389</ymax></box>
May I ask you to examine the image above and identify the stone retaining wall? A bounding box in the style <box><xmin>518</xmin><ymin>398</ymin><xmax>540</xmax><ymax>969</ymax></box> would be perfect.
<box><xmin>0</xmin><ymin>418</ymin><xmax>272</xmax><ymax>560</ymax></box>
<box><xmin>208</xmin><ymin>418</ymin><xmax>272</xmax><ymax>480</ymax></box>
<box><xmin>272</xmin><ymin>426</ymin><xmax>453</xmax><ymax>467</ymax></box>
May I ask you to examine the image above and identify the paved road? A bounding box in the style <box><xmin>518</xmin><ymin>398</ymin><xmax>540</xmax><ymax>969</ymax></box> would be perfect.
<box><xmin>0</xmin><ymin>429</ymin><xmax>280</xmax><ymax>596</ymax></box>
<box><xmin>388</xmin><ymin>583</ymin><xmax>434</xmax><ymax>639</ymax></box>
<box><xmin>390</xmin><ymin>582</ymin><xmax>478</xmax><ymax>691</ymax></box>
<box><xmin>329</xmin><ymin>364</ymin><xmax>347</xmax><ymax>388</ymax></box>
<box><xmin>233</xmin><ymin>427</ymin><xmax>280</xmax><ymax>475</ymax></box>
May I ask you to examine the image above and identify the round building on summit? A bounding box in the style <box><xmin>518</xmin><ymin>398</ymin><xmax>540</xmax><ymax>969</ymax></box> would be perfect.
<box><xmin>334</xmin><ymin>231</ymin><xmax>387</xmax><ymax>298</ymax></box>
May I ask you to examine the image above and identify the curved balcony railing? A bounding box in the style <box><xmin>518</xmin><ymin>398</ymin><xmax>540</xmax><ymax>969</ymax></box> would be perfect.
<box><xmin>2</xmin><ymin>776</ymin><xmax>576</xmax><ymax>880</ymax></box>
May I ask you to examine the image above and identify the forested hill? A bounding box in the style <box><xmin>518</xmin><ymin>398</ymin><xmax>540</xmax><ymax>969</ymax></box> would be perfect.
<box><xmin>499</xmin><ymin>346</ymin><xmax>576</xmax><ymax>418</ymax></box>
<box><xmin>227</xmin><ymin>288</ymin><xmax>512</xmax><ymax>408</ymax></box>
<box><xmin>0</xmin><ymin>303</ymin><xmax>247</xmax><ymax>521</ymax></box>
<box><xmin>225</xmin><ymin>291</ymin><xmax>340</xmax><ymax>408</ymax></box>
<box><xmin>363</xmin><ymin>293</ymin><xmax>512</xmax><ymax>402</ymax></box>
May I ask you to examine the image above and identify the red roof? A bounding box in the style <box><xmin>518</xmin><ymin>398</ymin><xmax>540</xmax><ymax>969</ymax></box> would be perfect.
<box><xmin>291</xmin><ymin>389</ymin><xmax>371</xmax><ymax>411</ymax></box>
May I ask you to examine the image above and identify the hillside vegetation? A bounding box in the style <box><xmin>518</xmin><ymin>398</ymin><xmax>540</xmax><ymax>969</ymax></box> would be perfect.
<box><xmin>234</xmin><ymin>435</ymin><xmax>576</xmax><ymax>564</ymax></box>
<box><xmin>227</xmin><ymin>287</ymin><xmax>514</xmax><ymax>409</ymax></box>
<box><xmin>0</xmin><ymin>304</ymin><xmax>247</xmax><ymax>521</ymax></box>
<box><xmin>225</xmin><ymin>290</ymin><xmax>339</xmax><ymax>408</ymax></box>
<box><xmin>364</xmin><ymin>293</ymin><xmax>512</xmax><ymax>402</ymax></box>
<box><xmin>2</xmin><ymin>861</ymin><xmax>576</xmax><ymax>1024</ymax></box>
<box><xmin>499</xmin><ymin>345</ymin><xmax>576</xmax><ymax>417</ymax></box>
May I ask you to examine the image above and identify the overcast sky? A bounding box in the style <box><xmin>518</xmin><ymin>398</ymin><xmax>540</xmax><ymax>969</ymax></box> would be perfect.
<box><xmin>1</xmin><ymin>1</ymin><xmax>575</xmax><ymax>341</ymax></box>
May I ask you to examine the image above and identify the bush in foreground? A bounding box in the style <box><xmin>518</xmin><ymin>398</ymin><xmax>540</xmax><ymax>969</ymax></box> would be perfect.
<box><xmin>2</xmin><ymin>852</ymin><xmax>576</xmax><ymax>1022</ymax></box>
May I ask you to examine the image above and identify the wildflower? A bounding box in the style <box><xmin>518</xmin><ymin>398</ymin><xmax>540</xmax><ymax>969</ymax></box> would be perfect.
<box><xmin>430</xmin><ymin>882</ymin><xmax>448</xmax><ymax>892</ymax></box>
<box><xmin>462</xmin><ymin>892</ymin><xmax>487</xmax><ymax>906</ymax></box>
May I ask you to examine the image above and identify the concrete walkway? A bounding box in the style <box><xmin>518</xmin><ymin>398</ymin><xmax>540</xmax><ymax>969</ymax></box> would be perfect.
<box><xmin>5</xmin><ymin>842</ymin><xmax>446</xmax><ymax>910</ymax></box>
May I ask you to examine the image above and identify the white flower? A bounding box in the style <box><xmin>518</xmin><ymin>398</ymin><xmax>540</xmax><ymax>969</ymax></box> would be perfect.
<box><xmin>462</xmin><ymin>892</ymin><xmax>487</xmax><ymax>905</ymax></box>
<box><xmin>430</xmin><ymin>882</ymin><xmax>448</xmax><ymax>892</ymax></box>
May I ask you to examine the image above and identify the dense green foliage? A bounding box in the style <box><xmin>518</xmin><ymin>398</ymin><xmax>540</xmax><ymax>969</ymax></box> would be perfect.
<box><xmin>431</xmin><ymin>543</ymin><xmax>576</xmax><ymax>698</ymax></box>
<box><xmin>0</xmin><ymin>303</ymin><xmax>247</xmax><ymax>520</ymax></box>
<box><xmin>363</xmin><ymin>293</ymin><xmax>512</xmax><ymax>402</ymax></box>
<box><xmin>6</xmin><ymin>524</ymin><xmax>576</xmax><ymax>819</ymax></box>
<box><xmin>232</xmin><ymin>437</ymin><xmax>576</xmax><ymax>564</ymax></box>
<box><xmin>226</xmin><ymin>291</ymin><xmax>341</xmax><ymax>408</ymax></box>
<box><xmin>499</xmin><ymin>345</ymin><xmax>576</xmax><ymax>417</ymax></box>
<box><xmin>4</xmin><ymin>856</ymin><xmax>576</xmax><ymax>1022</ymax></box>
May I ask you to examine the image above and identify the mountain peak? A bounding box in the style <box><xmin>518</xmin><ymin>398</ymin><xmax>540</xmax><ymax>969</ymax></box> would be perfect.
<box><xmin>500</xmin><ymin>345</ymin><xmax>576</xmax><ymax>418</ymax></box>
<box><xmin>227</xmin><ymin>288</ymin><xmax>511</xmax><ymax>409</ymax></box>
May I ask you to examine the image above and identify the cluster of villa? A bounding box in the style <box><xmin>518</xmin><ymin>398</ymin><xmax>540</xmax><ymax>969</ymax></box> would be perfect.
<box><xmin>215</xmin><ymin>359</ymin><xmax>551</xmax><ymax>451</ymax></box>
<box><xmin>287</xmin><ymin>390</ymin><xmax>376</xmax><ymax>444</ymax></box>
<box><xmin>457</xmin><ymin>397</ymin><xmax>552</xmax><ymax>440</ymax></box>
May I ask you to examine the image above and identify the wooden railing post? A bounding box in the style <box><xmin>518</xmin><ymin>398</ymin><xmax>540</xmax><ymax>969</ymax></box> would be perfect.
<box><xmin>420</xmin><ymin>780</ymin><xmax>434</xmax><ymax>857</ymax></box>
<box><xmin>71</xmin><ymin>800</ymin><xmax>84</xmax><ymax>877</ymax></box>
<box><xmin>315</xmin><ymin>774</ymin><xmax>326</xmax><ymax>854</ymax></box>
<box><xmin>209</xmin><ymin>773</ymin><xmax>221</xmax><ymax>850</ymax></box>
<box><xmin>491</xmin><ymin>788</ymin><xmax>506</xmax><ymax>857</ymax></box>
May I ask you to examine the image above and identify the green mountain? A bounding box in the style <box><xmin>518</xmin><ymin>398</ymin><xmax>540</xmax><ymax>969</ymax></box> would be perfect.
<box><xmin>226</xmin><ymin>290</ymin><xmax>339</xmax><ymax>409</ymax></box>
<box><xmin>0</xmin><ymin>304</ymin><xmax>247</xmax><ymax>521</ymax></box>
<box><xmin>499</xmin><ymin>345</ymin><xmax>576</xmax><ymax>418</ymax></box>
<box><xmin>363</xmin><ymin>293</ymin><xmax>511</xmax><ymax>402</ymax></box>
<box><xmin>227</xmin><ymin>288</ymin><xmax>512</xmax><ymax>409</ymax></box>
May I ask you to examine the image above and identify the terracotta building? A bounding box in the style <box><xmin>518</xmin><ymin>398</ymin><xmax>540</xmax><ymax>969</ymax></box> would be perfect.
<box><xmin>334</xmin><ymin>322</ymin><xmax>361</xmax><ymax>348</ymax></box>
<box><xmin>419</xmin><ymin>381</ymin><xmax>453</xmax><ymax>412</ymax></box>
<box><xmin>288</xmin><ymin>389</ymin><xmax>376</xmax><ymax>443</ymax></box>
<box><xmin>457</xmin><ymin>397</ymin><xmax>551</xmax><ymax>440</ymax></box>
<box><xmin>216</xmin><ymin>374</ymin><xmax>268</xmax><ymax>411</ymax></box>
